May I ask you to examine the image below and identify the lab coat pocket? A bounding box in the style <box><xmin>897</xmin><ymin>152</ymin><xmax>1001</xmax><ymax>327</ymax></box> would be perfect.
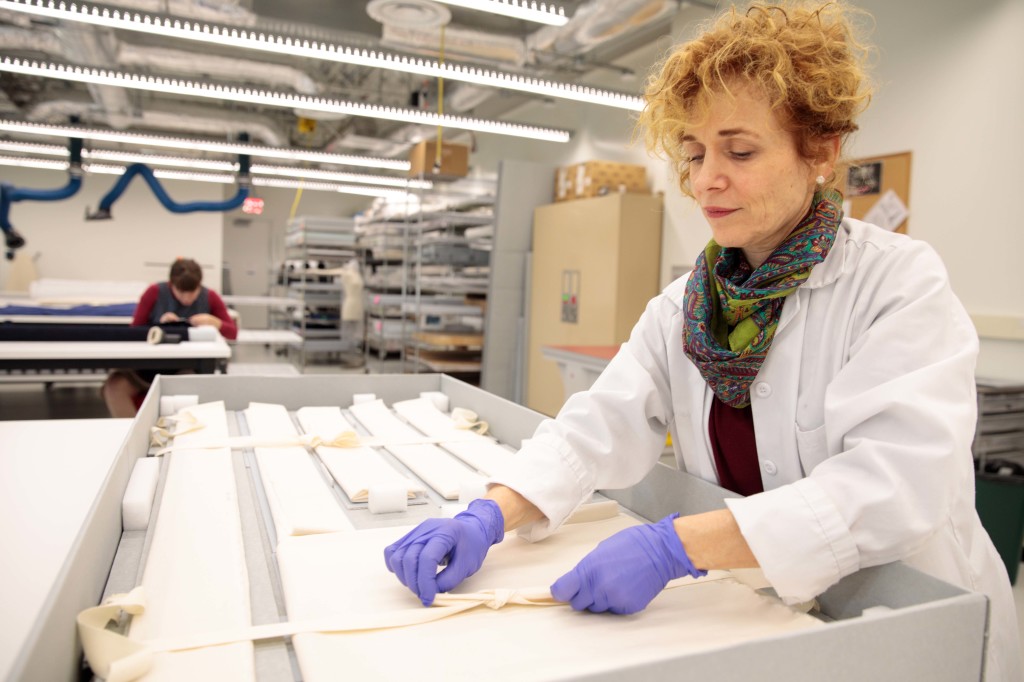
<box><xmin>795</xmin><ymin>423</ymin><xmax>829</xmax><ymax>476</ymax></box>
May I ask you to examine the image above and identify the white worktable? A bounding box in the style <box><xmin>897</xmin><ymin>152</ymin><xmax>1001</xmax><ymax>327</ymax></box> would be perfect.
<box><xmin>0</xmin><ymin>338</ymin><xmax>231</xmax><ymax>374</ymax></box>
<box><xmin>0</xmin><ymin>418</ymin><xmax>131</xmax><ymax>679</ymax></box>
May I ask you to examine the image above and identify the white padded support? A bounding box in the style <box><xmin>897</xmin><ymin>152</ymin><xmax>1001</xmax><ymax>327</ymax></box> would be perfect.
<box><xmin>295</xmin><ymin>406</ymin><xmax>424</xmax><ymax>504</ymax></box>
<box><xmin>243</xmin><ymin>403</ymin><xmax>353</xmax><ymax>540</ymax></box>
<box><xmin>348</xmin><ymin>399</ymin><xmax>483</xmax><ymax>500</ymax></box>
<box><xmin>129</xmin><ymin>401</ymin><xmax>255</xmax><ymax>680</ymax></box>
<box><xmin>121</xmin><ymin>457</ymin><xmax>161</xmax><ymax>531</ymax></box>
<box><xmin>275</xmin><ymin>515</ymin><xmax>823</xmax><ymax>682</ymax></box>
<box><xmin>391</xmin><ymin>398</ymin><xmax>513</xmax><ymax>475</ymax></box>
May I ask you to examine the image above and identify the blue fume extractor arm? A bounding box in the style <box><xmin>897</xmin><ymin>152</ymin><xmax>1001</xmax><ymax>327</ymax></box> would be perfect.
<box><xmin>0</xmin><ymin>137</ymin><xmax>84</xmax><ymax>259</ymax></box>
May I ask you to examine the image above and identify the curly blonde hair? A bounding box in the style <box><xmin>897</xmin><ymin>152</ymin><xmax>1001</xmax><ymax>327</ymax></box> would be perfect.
<box><xmin>638</xmin><ymin>2</ymin><xmax>874</xmax><ymax>196</ymax></box>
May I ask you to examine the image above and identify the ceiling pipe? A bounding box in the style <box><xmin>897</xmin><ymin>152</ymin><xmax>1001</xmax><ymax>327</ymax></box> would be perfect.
<box><xmin>26</xmin><ymin>100</ymin><xmax>288</xmax><ymax>147</ymax></box>
<box><xmin>117</xmin><ymin>44</ymin><xmax>322</xmax><ymax>96</ymax></box>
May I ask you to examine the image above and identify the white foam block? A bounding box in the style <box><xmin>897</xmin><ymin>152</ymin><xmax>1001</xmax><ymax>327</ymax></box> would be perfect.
<box><xmin>159</xmin><ymin>396</ymin><xmax>177</xmax><ymax>417</ymax></box>
<box><xmin>352</xmin><ymin>393</ymin><xmax>377</xmax><ymax>405</ymax></box>
<box><xmin>419</xmin><ymin>391</ymin><xmax>449</xmax><ymax>413</ymax></box>
<box><xmin>367</xmin><ymin>484</ymin><xmax>409</xmax><ymax>514</ymax></box>
<box><xmin>122</xmin><ymin>457</ymin><xmax>162</xmax><ymax>531</ymax></box>
<box><xmin>175</xmin><ymin>394</ymin><xmax>199</xmax><ymax>410</ymax></box>
<box><xmin>188</xmin><ymin>326</ymin><xmax>218</xmax><ymax>342</ymax></box>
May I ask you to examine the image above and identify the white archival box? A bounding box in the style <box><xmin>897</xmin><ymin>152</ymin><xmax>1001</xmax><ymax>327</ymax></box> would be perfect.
<box><xmin>14</xmin><ymin>374</ymin><xmax>988</xmax><ymax>682</ymax></box>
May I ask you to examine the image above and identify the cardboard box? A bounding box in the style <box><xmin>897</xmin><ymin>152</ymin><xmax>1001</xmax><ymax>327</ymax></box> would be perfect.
<box><xmin>555</xmin><ymin>160</ymin><xmax>649</xmax><ymax>202</ymax></box>
<box><xmin>409</xmin><ymin>140</ymin><xmax>469</xmax><ymax>178</ymax></box>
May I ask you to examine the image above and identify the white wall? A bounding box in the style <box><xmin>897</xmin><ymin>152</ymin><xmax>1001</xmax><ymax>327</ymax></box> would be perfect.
<box><xmin>0</xmin><ymin>165</ymin><xmax>224</xmax><ymax>290</ymax></box>
<box><xmin>849</xmin><ymin>0</ymin><xmax>1024</xmax><ymax>380</ymax></box>
<box><xmin>474</xmin><ymin>0</ymin><xmax>1024</xmax><ymax>381</ymax></box>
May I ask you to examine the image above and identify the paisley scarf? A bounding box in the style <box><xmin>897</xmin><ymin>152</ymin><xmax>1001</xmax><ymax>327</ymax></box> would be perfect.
<box><xmin>682</xmin><ymin>190</ymin><xmax>843</xmax><ymax>408</ymax></box>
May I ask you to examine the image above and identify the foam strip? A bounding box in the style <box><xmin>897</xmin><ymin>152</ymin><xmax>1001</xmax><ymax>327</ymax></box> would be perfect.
<box><xmin>121</xmin><ymin>457</ymin><xmax>161</xmax><ymax>531</ymax></box>
<box><xmin>243</xmin><ymin>402</ymin><xmax>353</xmax><ymax>540</ymax></box>
<box><xmin>348</xmin><ymin>399</ymin><xmax>483</xmax><ymax>500</ymax></box>
<box><xmin>295</xmin><ymin>406</ymin><xmax>423</xmax><ymax>503</ymax></box>
<box><xmin>367</xmin><ymin>484</ymin><xmax>408</xmax><ymax>514</ymax></box>
<box><xmin>187</xmin><ymin>326</ymin><xmax>218</xmax><ymax>342</ymax></box>
<box><xmin>419</xmin><ymin>391</ymin><xmax>449</xmax><ymax>413</ymax></box>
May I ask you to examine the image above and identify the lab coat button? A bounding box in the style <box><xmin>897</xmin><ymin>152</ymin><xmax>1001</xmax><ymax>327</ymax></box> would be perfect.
<box><xmin>762</xmin><ymin>460</ymin><xmax>778</xmax><ymax>475</ymax></box>
<box><xmin>755</xmin><ymin>382</ymin><xmax>772</xmax><ymax>398</ymax></box>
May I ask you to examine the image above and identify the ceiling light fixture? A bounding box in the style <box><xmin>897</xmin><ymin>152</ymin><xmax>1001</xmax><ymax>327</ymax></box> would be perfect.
<box><xmin>0</xmin><ymin>1</ymin><xmax>639</xmax><ymax>111</ymax></box>
<box><xmin>0</xmin><ymin>155</ymin><xmax>410</xmax><ymax>197</ymax></box>
<box><xmin>429</xmin><ymin>0</ymin><xmax>568</xmax><ymax>26</ymax></box>
<box><xmin>0</xmin><ymin>120</ymin><xmax>411</xmax><ymax>170</ymax></box>
<box><xmin>0</xmin><ymin>57</ymin><xmax>572</xmax><ymax>142</ymax></box>
<box><xmin>0</xmin><ymin>139</ymin><xmax>433</xmax><ymax>188</ymax></box>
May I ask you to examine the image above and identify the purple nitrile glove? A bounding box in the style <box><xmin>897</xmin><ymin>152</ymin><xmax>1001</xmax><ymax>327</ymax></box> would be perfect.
<box><xmin>383</xmin><ymin>498</ymin><xmax>504</xmax><ymax>606</ymax></box>
<box><xmin>550</xmin><ymin>513</ymin><xmax>707</xmax><ymax>615</ymax></box>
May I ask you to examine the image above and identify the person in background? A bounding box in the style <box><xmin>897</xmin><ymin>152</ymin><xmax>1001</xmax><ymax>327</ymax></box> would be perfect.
<box><xmin>101</xmin><ymin>258</ymin><xmax>236</xmax><ymax>417</ymax></box>
<box><xmin>382</xmin><ymin>2</ymin><xmax>1021</xmax><ymax>679</ymax></box>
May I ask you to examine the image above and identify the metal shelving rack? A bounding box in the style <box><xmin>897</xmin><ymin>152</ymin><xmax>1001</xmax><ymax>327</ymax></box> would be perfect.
<box><xmin>357</xmin><ymin>176</ymin><xmax>496</xmax><ymax>381</ymax></box>
<box><xmin>282</xmin><ymin>215</ymin><xmax>362</xmax><ymax>370</ymax></box>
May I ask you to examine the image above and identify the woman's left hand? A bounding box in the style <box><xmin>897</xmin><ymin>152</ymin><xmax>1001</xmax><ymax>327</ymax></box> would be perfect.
<box><xmin>550</xmin><ymin>513</ymin><xmax>705</xmax><ymax>614</ymax></box>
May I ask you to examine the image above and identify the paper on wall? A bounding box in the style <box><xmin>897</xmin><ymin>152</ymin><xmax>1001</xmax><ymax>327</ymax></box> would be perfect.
<box><xmin>862</xmin><ymin>189</ymin><xmax>909</xmax><ymax>232</ymax></box>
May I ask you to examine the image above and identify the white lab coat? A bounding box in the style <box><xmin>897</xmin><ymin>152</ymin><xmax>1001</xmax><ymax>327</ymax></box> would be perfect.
<box><xmin>490</xmin><ymin>218</ymin><xmax>1021</xmax><ymax>680</ymax></box>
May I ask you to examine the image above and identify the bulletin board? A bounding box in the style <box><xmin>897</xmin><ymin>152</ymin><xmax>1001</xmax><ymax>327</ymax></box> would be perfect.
<box><xmin>837</xmin><ymin>151</ymin><xmax>912</xmax><ymax>234</ymax></box>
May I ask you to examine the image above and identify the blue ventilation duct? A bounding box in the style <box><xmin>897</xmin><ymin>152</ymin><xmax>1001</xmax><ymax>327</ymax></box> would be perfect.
<box><xmin>86</xmin><ymin>133</ymin><xmax>252</xmax><ymax>221</ymax></box>
<box><xmin>1</xmin><ymin>138</ymin><xmax>84</xmax><ymax>259</ymax></box>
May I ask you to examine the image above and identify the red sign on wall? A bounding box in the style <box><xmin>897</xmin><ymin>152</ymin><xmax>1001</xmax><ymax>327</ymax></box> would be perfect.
<box><xmin>242</xmin><ymin>197</ymin><xmax>265</xmax><ymax>215</ymax></box>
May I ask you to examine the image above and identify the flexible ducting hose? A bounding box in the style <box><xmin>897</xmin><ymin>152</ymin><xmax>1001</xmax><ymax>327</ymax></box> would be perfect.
<box><xmin>0</xmin><ymin>137</ymin><xmax>84</xmax><ymax>257</ymax></box>
<box><xmin>90</xmin><ymin>163</ymin><xmax>249</xmax><ymax>219</ymax></box>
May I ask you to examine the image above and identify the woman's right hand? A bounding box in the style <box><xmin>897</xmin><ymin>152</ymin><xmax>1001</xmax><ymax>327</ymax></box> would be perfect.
<box><xmin>383</xmin><ymin>498</ymin><xmax>504</xmax><ymax>606</ymax></box>
<box><xmin>159</xmin><ymin>312</ymin><xmax>181</xmax><ymax>323</ymax></box>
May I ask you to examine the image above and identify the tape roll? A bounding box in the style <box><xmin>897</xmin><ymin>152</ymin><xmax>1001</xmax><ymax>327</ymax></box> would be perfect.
<box><xmin>419</xmin><ymin>391</ymin><xmax>449</xmax><ymax>413</ymax></box>
<box><xmin>147</xmin><ymin>326</ymin><xmax>182</xmax><ymax>345</ymax></box>
<box><xmin>367</xmin><ymin>484</ymin><xmax>408</xmax><ymax>514</ymax></box>
<box><xmin>187</xmin><ymin>326</ymin><xmax>218</xmax><ymax>342</ymax></box>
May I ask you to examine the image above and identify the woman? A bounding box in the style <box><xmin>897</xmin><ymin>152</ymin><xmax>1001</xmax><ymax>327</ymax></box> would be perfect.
<box><xmin>101</xmin><ymin>258</ymin><xmax>237</xmax><ymax>417</ymax></box>
<box><xmin>384</xmin><ymin>3</ymin><xmax>1020</xmax><ymax>678</ymax></box>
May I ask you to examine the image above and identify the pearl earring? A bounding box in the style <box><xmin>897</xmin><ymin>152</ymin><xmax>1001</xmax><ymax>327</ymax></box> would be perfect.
<box><xmin>815</xmin><ymin>175</ymin><xmax>826</xmax><ymax>186</ymax></box>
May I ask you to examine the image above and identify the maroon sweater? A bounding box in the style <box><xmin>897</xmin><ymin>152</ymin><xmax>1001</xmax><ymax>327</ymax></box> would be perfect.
<box><xmin>708</xmin><ymin>396</ymin><xmax>764</xmax><ymax>496</ymax></box>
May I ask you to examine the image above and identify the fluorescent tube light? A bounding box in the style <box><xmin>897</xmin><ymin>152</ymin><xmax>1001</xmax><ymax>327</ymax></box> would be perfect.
<box><xmin>252</xmin><ymin>177</ymin><xmax>409</xmax><ymax>198</ymax></box>
<box><xmin>0</xmin><ymin>155</ymin><xmax>68</xmax><ymax>171</ymax></box>
<box><xmin>0</xmin><ymin>0</ymin><xmax>640</xmax><ymax>111</ymax></box>
<box><xmin>0</xmin><ymin>155</ymin><xmax>411</xmax><ymax>197</ymax></box>
<box><xmin>0</xmin><ymin>120</ymin><xmax>411</xmax><ymax>170</ymax></box>
<box><xmin>430</xmin><ymin>0</ymin><xmax>568</xmax><ymax>25</ymax></box>
<box><xmin>0</xmin><ymin>138</ymin><xmax>432</xmax><ymax>188</ymax></box>
<box><xmin>0</xmin><ymin>57</ymin><xmax>573</xmax><ymax>142</ymax></box>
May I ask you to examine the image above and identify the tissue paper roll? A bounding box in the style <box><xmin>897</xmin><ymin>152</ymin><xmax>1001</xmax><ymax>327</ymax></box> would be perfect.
<box><xmin>367</xmin><ymin>484</ymin><xmax>408</xmax><ymax>514</ymax></box>
<box><xmin>122</xmin><ymin>457</ymin><xmax>162</xmax><ymax>531</ymax></box>
<box><xmin>187</xmin><ymin>326</ymin><xmax>218</xmax><ymax>342</ymax></box>
<box><xmin>419</xmin><ymin>391</ymin><xmax>450</xmax><ymax>413</ymax></box>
